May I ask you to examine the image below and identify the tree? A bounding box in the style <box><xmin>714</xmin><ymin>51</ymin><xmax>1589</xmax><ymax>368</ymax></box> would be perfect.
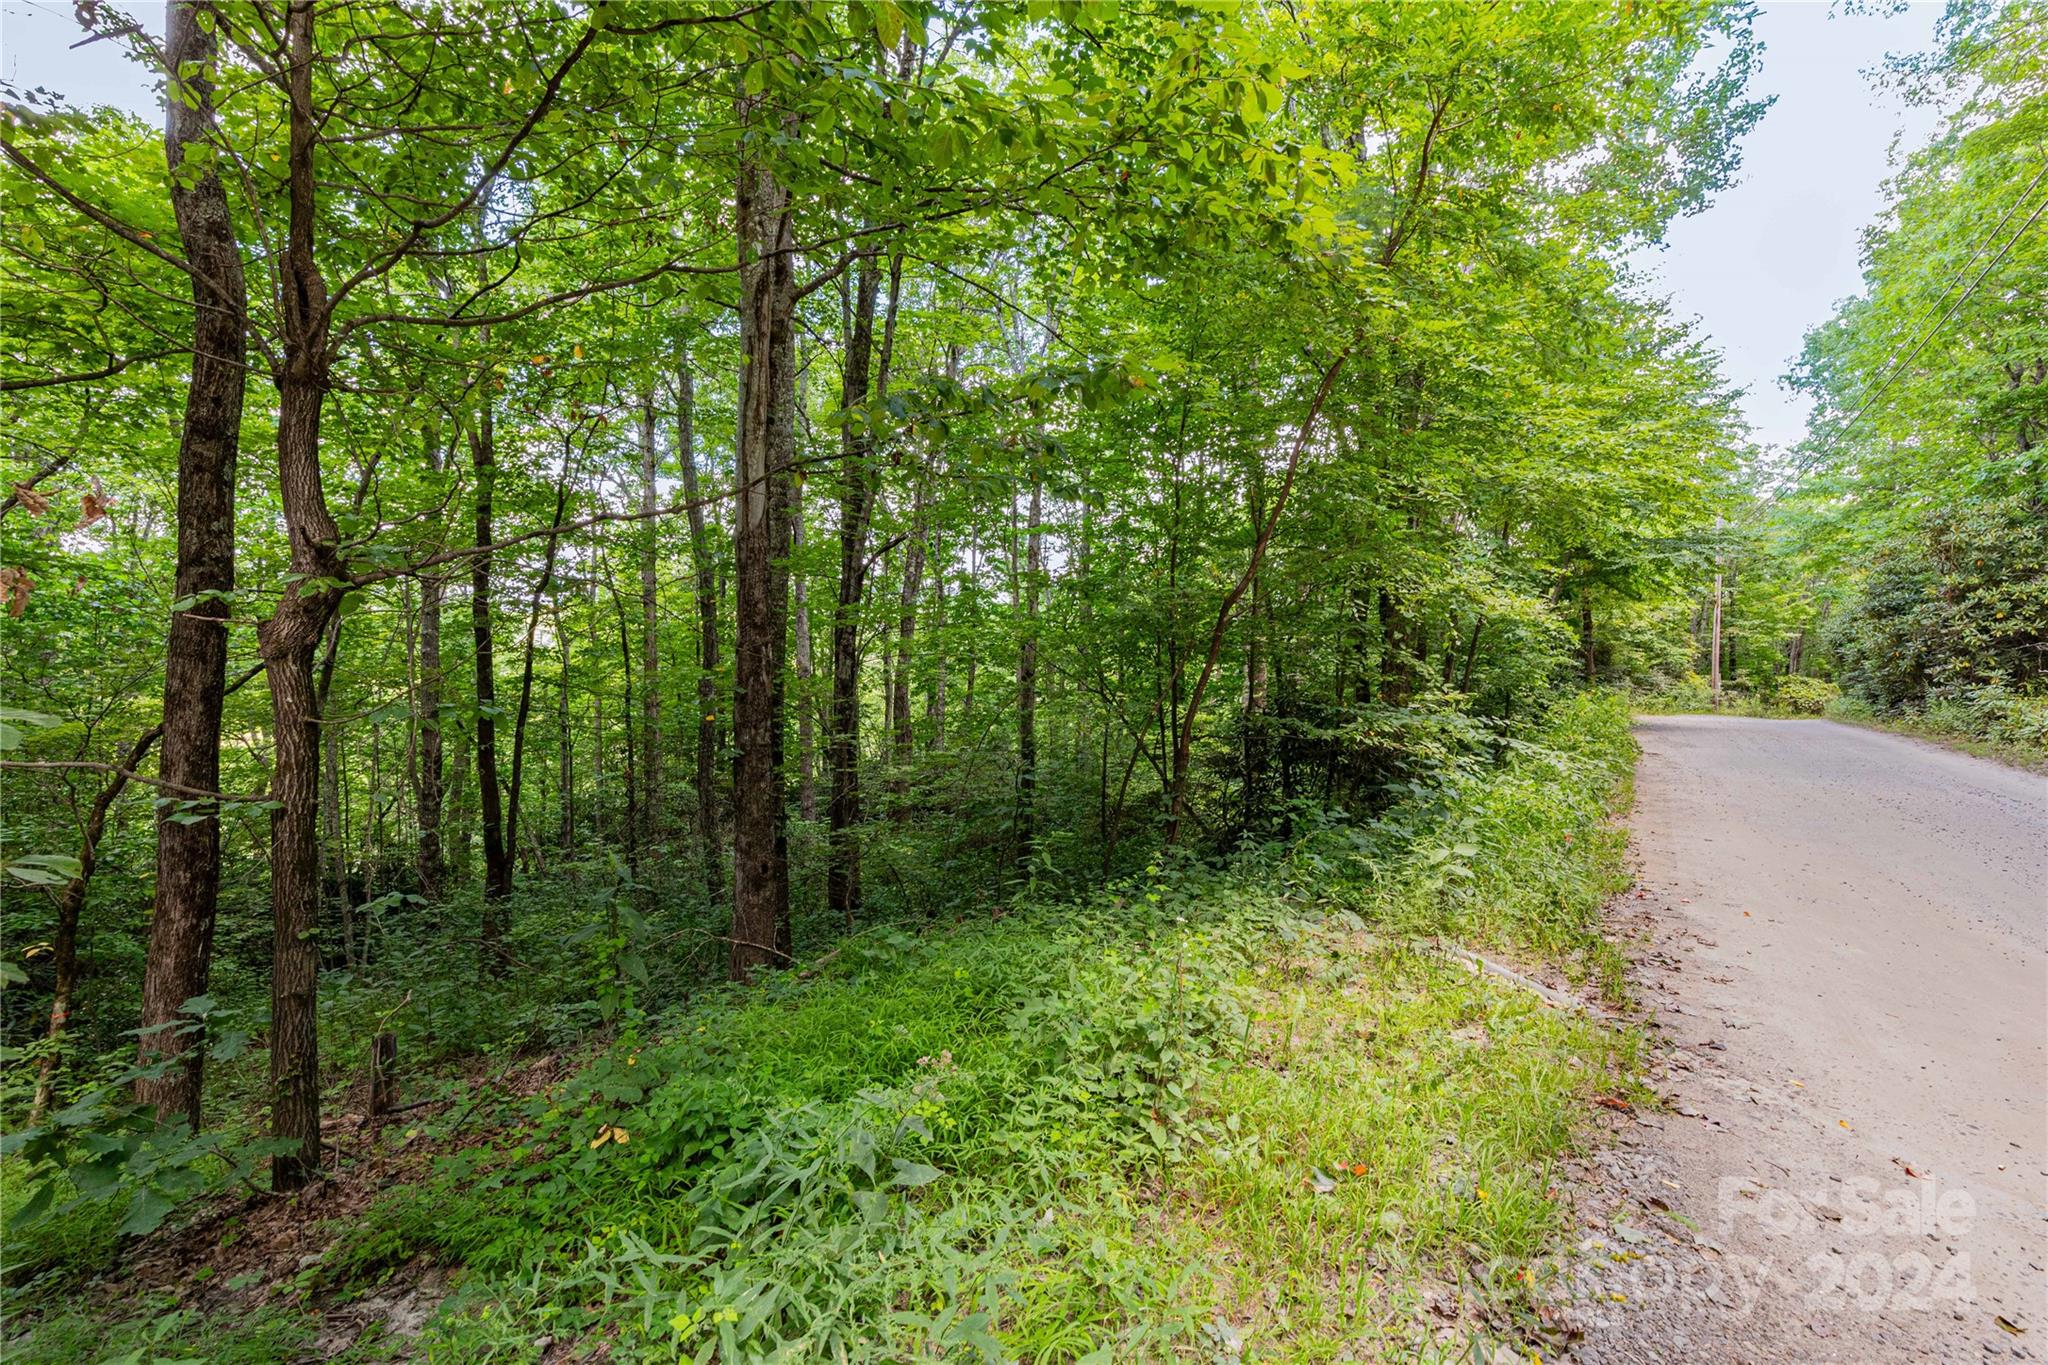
<box><xmin>132</xmin><ymin>0</ymin><xmax>249</xmax><ymax>1132</ymax></box>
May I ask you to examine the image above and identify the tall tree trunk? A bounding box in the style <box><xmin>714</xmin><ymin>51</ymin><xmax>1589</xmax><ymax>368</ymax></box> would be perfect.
<box><xmin>730</xmin><ymin>86</ymin><xmax>796</xmax><ymax>979</ymax></box>
<box><xmin>38</xmin><ymin>725</ymin><xmax>162</xmax><ymax>1123</ymax></box>
<box><xmin>926</xmin><ymin>562</ymin><xmax>948</xmax><ymax>750</ymax></box>
<box><xmin>924</xmin><ymin>346</ymin><xmax>957</xmax><ymax>752</ymax></box>
<box><xmin>1015</xmin><ymin>463</ymin><xmax>1043</xmax><ymax>868</ymax></box>
<box><xmin>587</xmin><ymin>583</ymin><xmax>607</xmax><ymax>839</ymax></box>
<box><xmin>1243</xmin><ymin>463</ymin><xmax>1269</xmax><ymax>826</ymax></box>
<box><xmin>470</xmin><ymin>395</ymin><xmax>512</xmax><ymax>928</ymax></box>
<box><xmin>638</xmin><ymin>391</ymin><xmax>661</xmax><ymax>842</ymax></box>
<box><xmin>1378</xmin><ymin>588</ymin><xmax>1409</xmax><ymax>706</ymax></box>
<box><xmin>506</xmin><ymin>450</ymin><xmax>572</xmax><ymax>879</ymax></box>
<box><xmin>321</xmin><ymin>686</ymin><xmax>344</xmax><ymax>953</ymax></box>
<box><xmin>827</xmin><ymin>257</ymin><xmax>880</xmax><ymax>928</ymax></box>
<box><xmin>256</xmin><ymin>0</ymin><xmax>344</xmax><ymax>1193</ymax></box>
<box><xmin>891</xmin><ymin>461</ymin><xmax>926</xmax><ymax>809</ymax></box>
<box><xmin>605</xmin><ymin>555</ymin><xmax>642</xmax><ymax>886</ymax></box>
<box><xmin>556</xmin><ymin>589</ymin><xmax>574</xmax><ymax>850</ymax></box>
<box><xmin>1580</xmin><ymin>587</ymin><xmax>1596</xmax><ymax>684</ymax></box>
<box><xmin>1459</xmin><ymin>616</ymin><xmax>1485</xmax><ymax>694</ymax></box>
<box><xmin>675</xmin><ymin>350</ymin><xmax>722</xmax><ymax>899</ymax></box>
<box><xmin>414</xmin><ymin>440</ymin><xmax>448</xmax><ymax>899</ymax></box>
<box><xmin>879</xmin><ymin>581</ymin><xmax>896</xmax><ymax>751</ymax></box>
<box><xmin>792</xmin><ymin>472</ymin><xmax>818</xmax><ymax>821</ymax></box>
<box><xmin>135</xmin><ymin>0</ymin><xmax>249</xmax><ymax>1132</ymax></box>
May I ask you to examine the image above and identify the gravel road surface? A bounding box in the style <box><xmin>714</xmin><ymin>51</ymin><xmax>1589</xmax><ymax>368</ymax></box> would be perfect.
<box><xmin>1570</xmin><ymin>717</ymin><xmax>2047</xmax><ymax>1364</ymax></box>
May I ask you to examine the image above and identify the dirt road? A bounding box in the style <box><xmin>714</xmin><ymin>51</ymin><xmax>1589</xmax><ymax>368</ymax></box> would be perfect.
<box><xmin>1570</xmin><ymin>716</ymin><xmax>2047</xmax><ymax>1364</ymax></box>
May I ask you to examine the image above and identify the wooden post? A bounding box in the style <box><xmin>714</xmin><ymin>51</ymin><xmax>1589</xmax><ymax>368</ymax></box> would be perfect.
<box><xmin>369</xmin><ymin>1030</ymin><xmax>398</xmax><ymax>1117</ymax></box>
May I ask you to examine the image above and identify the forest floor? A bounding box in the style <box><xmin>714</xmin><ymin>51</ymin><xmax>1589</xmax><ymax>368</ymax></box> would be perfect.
<box><xmin>1565</xmin><ymin>715</ymin><xmax>2048</xmax><ymax>1363</ymax></box>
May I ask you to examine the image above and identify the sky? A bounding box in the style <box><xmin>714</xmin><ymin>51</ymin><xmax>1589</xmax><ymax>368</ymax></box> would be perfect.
<box><xmin>0</xmin><ymin>0</ymin><xmax>1947</xmax><ymax>453</ymax></box>
<box><xmin>1628</xmin><ymin>2</ymin><xmax>1944</xmax><ymax>451</ymax></box>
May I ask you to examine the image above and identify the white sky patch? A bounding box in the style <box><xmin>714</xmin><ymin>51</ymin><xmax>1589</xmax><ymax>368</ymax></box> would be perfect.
<box><xmin>1628</xmin><ymin>1</ymin><xmax>1945</xmax><ymax>453</ymax></box>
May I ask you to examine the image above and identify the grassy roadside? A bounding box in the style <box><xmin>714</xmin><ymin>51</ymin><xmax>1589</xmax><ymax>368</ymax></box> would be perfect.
<box><xmin>1823</xmin><ymin>710</ymin><xmax>2048</xmax><ymax>775</ymax></box>
<box><xmin>1633</xmin><ymin>694</ymin><xmax>2048</xmax><ymax>774</ymax></box>
<box><xmin>6</xmin><ymin>695</ymin><xmax>1643</xmax><ymax>1364</ymax></box>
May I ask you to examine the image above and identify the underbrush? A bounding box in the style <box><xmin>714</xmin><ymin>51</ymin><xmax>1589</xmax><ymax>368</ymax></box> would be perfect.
<box><xmin>1633</xmin><ymin>676</ymin><xmax>2047</xmax><ymax>771</ymax></box>
<box><xmin>5</xmin><ymin>693</ymin><xmax>1641</xmax><ymax>1363</ymax></box>
<box><xmin>1827</xmin><ymin>686</ymin><xmax>2048</xmax><ymax>772</ymax></box>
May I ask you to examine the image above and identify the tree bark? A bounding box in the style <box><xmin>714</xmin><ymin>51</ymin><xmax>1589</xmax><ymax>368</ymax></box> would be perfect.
<box><xmin>135</xmin><ymin>0</ymin><xmax>249</xmax><ymax>1132</ymax></box>
<box><xmin>638</xmin><ymin>391</ymin><xmax>661</xmax><ymax>842</ymax></box>
<box><xmin>1580</xmin><ymin>588</ymin><xmax>1596</xmax><ymax>684</ymax></box>
<box><xmin>926</xmin><ymin>563</ymin><xmax>948</xmax><ymax>750</ymax></box>
<box><xmin>1243</xmin><ymin>463</ymin><xmax>1270</xmax><ymax>826</ymax></box>
<box><xmin>891</xmin><ymin>458</ymin><xmax>927</xmax><ymax>808</ymax></box>
<box><xmin>792</xmin><ymin>469</ymin><xmax>818</xmax><ymax>821</ymax></box>
<box><xmin>730</xmin><ymin>85</ymin><xmax>796</xmax><ymax>978</ymax></box>
<box><xmin>470</xmin><ymin>394</ymin><xmax>512</xmax><ymax>924</ymax></box>
<box><xmin>674</xmin><ymin>350</ymin><xmax>722</xmax><ymax>900</ymax></box>
<box><xmin>506</xmin><ymin>448</ymin><xmax>572</xmax><ymax>880</ymax></box>
<box><xmin>255</xmin><ymin>0</ymin><xmax>343</xmax><ymax>1192</ymax></box>
<box><xmin>827</xmin><ymin>256</ymin><xmax>880</xmax><ymax>928</ymax></box>
<box><xmin>414</xmin><ymin>432</ymin><xmax>448</xmax><ymax>899</ymax></box>
<box><xmin>1015</xmin><ymin>462</ymin><xmax>1043</xmax><ymax>868</ymax></box>
<box><xmin>605</xmin><ymin>554</ymin><xmax>642</xmax><ymax>885</ymax></box>
<box><xmin>321</xmin><ymin>672</ymin><xmax>344</xmax><ymax>954</ymax></box>
<box><xmin>556</xmin><ymin>588</ymin><xmax>573</xmax><ymax>850</ymax></box>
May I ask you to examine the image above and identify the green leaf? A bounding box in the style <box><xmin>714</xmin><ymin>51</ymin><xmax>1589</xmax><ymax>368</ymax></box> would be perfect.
<box><xmin>117</xmin><ymin>1186</ymin><xmax>175</xmax><ymax>1237</ymax></box>
<box><xmin>873</xmin><ymin>0</ymin><xmax>905</xmax><ymax>50</ymax></box>
<box><xmin>6</xmin><ymin>853</ymin><xmax>82</xmax><ymax>886</ymax></box>
<box><xmin>6</xmin><ymin>1180</ymin><xmax>55</xmax><ymax>1231</ymax></box>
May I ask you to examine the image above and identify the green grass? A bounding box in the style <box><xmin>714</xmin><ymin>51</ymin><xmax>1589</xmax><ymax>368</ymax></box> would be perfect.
<box><xmin>1635</xmin><ymin>682</ymin><xmax>2048</xmax><ymax>774</ymax></box>
<box><xmin>6</xmin><ymin>693</ymin><xmax>1642</xmax><ymax>1363</ymax></box>
<box><xmin>1825</xmin><ymin>700</ymin><xmax>2048</xmax><ymax>774</ymax></box>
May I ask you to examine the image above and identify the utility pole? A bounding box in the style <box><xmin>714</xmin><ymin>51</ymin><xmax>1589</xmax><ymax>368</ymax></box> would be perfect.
<box><xmin>1709</xmin><ymin>517</ymin><xmax>1724</xmax><ymax>710</ymax></box>
<box><xmin>1709</xmin><ymin>575</ymin><xmax>1724</xmax><ymax>710</ymax></box>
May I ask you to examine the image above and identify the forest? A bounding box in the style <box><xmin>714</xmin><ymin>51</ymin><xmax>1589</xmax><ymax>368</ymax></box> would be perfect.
<box><xmin>0</xmin><ymin>0</ymin><xmax>2037</xmax><ymax>1360</ymax></box>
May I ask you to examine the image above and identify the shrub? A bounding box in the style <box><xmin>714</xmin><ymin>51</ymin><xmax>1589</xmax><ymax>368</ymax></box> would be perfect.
<box><xmin>1771</xmin><ymin>676</ymin><xmax>1839</xmax><ymax>715</ymax></box>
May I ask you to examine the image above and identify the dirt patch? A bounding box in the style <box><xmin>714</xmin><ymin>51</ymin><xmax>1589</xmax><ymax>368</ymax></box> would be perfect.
<box><xmin>67</xmin><ymin>1048</ymin><xmax>584</xmax><ymax>1357</ymax></box>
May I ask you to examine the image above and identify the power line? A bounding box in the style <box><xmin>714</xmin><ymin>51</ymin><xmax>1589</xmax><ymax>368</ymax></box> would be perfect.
<box><xmin>1742</xmin><ymin>157</ymin><xmax>2048</xmax><ymax>527</ymax></box>
<box><xmin>1829</xmin><ymin>158</ymin><xmax>2047</xmax><ymax>445</ymax></box>
<box><xmin>1837</xmin><ymin>157</ymin><xmax>2048</xmax><ymax>439</ymax></box>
